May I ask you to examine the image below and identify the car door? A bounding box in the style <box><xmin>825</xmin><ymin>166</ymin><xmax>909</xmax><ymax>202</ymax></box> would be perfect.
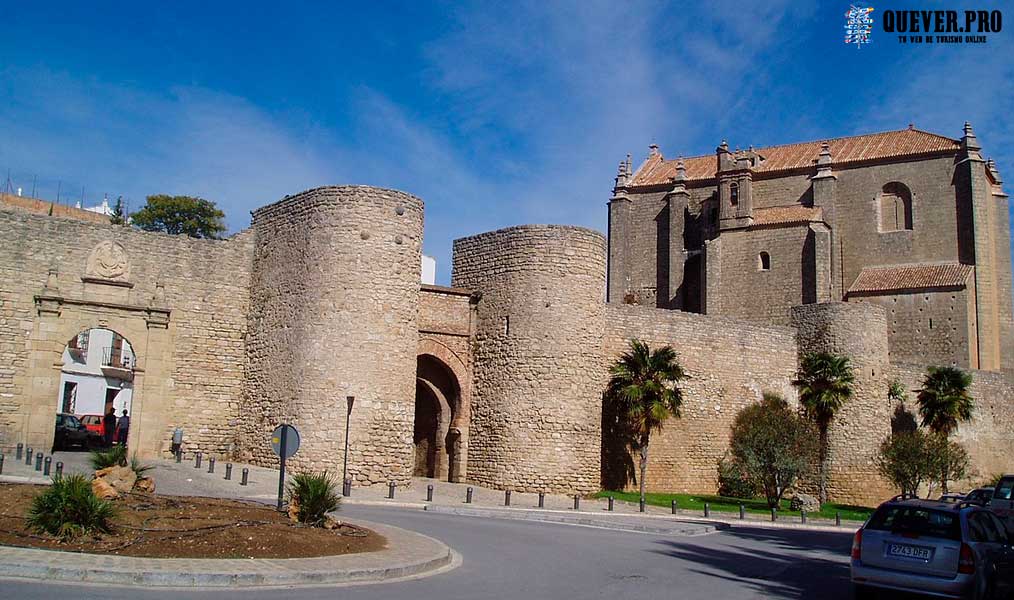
<box><xmin>983</xmin><ymin>512</ymin><xmax>1014</xmax><ymax>597</ymax></box>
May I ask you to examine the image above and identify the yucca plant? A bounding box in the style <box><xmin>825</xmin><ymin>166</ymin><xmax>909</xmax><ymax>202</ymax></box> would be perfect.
<box><xmin>26</xmin><ymin>474</ymin><xmax>116</xmax><ymax>538</ymax></box>
<box><xmin>129</xmin><ymin>454</ymin><xmax>154</xmax><ymax>477</ymax></box>
<box><xmin>90</xmin><ymin>445</ymin><xmax>127</xmax><ymax>470</ymax></box>
<box><xmin>286</xmin><ymin>471</ymin><xmax>340</xmax><ymax>526</ymax></box>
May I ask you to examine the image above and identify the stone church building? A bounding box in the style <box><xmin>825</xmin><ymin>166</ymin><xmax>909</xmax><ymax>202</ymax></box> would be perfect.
<box><xmin>0</xmin><ymin>123</ymin><xmax>1011</xmax><ymax>505</ymax></box>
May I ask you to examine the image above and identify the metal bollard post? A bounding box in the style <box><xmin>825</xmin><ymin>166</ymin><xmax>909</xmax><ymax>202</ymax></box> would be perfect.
<box><xmin>342</xmin><ymin>478</ymin><xmax>351</xmax><ymax>497</ymax></box>
<box><xmin>639</xmin><ymin>498</ymin><xmax>646</xmax><ymax>513</ymax></box>
<box><xmin>538</xmin><ymin>492</ymin><xmax>545</xmax><ymax>508</ymax></box>
<box><xmin>836</xmin><ymin>512</ymin><xmax>841</xmax><ymax>527</ymax></box>
<box><xmin>195</xmin><ymin>452</ymin><xmax>202</xmax><ymax>469</ymax></box>
<box><xmin>16</xmin><ymin>443</ymin><xmax>23</xmax><ymax>461</ymax></box>
<box><xmin>771</xmin><ymin>508</ymin><xmax>777</xmax><ymax>522</ymax></box>
<box><xmin>44</xmin><ymin>456</ymin><xmax>51</xmax><ymax>476</ymax></box>
<box><xmin>388</xmin><ymin>481</ymin><xmax>396</xmax><ymax>499</ymax></box>
<box><xmin>225</xmin><ymin>463</ymin><xmax>233</xmax><ymax>480</ymax></box>
<box><xmin>175</xmin><ymin>449</ymin><xmax>182</xmax><ymax>463</ymax></box>
<box><xmin>672</xmin><ymin>499</ymin><xmax>678</xmax><ymax>515</ymax></box>
<box><xmin>574</xmin><ymin>495</ymin><xmax>580</xmax><ymax>510</ymax></box>
<box><xmin>739</xmin><ymin>504</ymin><xmax>745</xmax><ymax>519</ymax></box>
<box><xmin>801</xmin><ymin>510</ymin><xmax>808</xmax><ymax>524</ymax></box>
<box><xmin>466</xmin><ymin>487</ymin><xmax>473</xmax><ymax>504</ymax></box>
<box><xmin>35</xmin><ymin>452</ymin><xmax>43</xmax><ymax>471</ymax></box>
<box><xmin>208</xmin><ymin>457</ymin><xmax>216</xmax><ymax>474</ymax></box>
<box><xmin>608</xmin><ymin>496</ymin><xmax>614</xmax><ymax>511</ymax></box>
<box><xmin>55</xmin><ymin>462</ymin><xmax>63</xmax><ymax>478</ymax></box>
<box><xmin>504</xmin><ymin>490</ymin><xmax>511</xmax><ymax>506</ymax></box>
<box><xmin>241</xmin><ymin>468</ymin><xmax>249</xmax><ymax>486</ymax></box>
<box><xmin>25</xmin><ymin>447</ymin><xmax>33</xmax><ymax>465</ymax></box>
<box><xmin>0</xmin><ymin>454</ymin><xmax>4</xmax><ymax>475</ymax></box>
<box><xmin>704</xmin><ymin>502</ymin><xmax>711</xmax><ymax>518</ymax></box>
<box><xmin>426</xmin><ymin>484</ymin><xmax>434</xmax><ymax>502</ymax></box>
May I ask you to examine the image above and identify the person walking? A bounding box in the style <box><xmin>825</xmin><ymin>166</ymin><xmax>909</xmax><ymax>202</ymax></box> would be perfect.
<box><xmin>116</xmin><ymin>409</ymin><xmax>130</xmax><ymax>447</ymax></box>
<box><xmin>103</xmin><ymin>407</ymin><xmax>117</xmax><ymax>447</ymax></box>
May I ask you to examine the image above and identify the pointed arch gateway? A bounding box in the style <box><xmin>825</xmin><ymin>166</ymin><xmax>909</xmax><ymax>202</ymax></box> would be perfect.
<box><xmin>414</xmin><ymin>338</ymin><xmax>470</xmax><ymax>482</ymax></box>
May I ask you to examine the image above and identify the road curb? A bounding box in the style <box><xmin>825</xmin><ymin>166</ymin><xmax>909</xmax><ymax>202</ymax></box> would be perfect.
<box><xmin>423</xmin><ymin>505</ymin><xmax>726</xmax><ymax>536</ymax></box>
<box><xmin>0</xmin><ymin>519</ymin><xmax>455</xmax><ymax>588</ymax></box>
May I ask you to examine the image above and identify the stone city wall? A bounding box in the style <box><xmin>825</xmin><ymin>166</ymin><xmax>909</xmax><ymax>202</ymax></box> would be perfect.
<box><xmin>0</xmin><ymin>207</ymin><xmax>253</xmax><ymax>458</ymax></box>
<box><xmin>238</xmin><ymin>186</ymin><xmax>423</xmax><ymax>486</ymax></box>
<box><xmin>452</xmin><ymin>225</ymin><xmax>607</xmax><ymax>494</ymax></box>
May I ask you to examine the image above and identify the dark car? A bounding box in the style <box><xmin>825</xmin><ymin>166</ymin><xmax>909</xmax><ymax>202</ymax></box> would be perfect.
<box><xmin>54</xmin><ymin>413</ymin><xmax>100</xmax><ymax>450</ymax></box>
<box><xmin>851</xmin><ymin>496</ymin><xmax>1014</xmax><ymax>599</ymax></box>
<box><xmin>965</xmin><ymin>488</ymin><xmax>995</xmax><ymax>506</ymax></box>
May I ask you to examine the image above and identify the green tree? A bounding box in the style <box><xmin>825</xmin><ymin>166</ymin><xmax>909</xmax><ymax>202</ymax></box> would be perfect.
<box><xmin>876</xmin><ymin>430</ymin><xmax>933</xmax><ymax>497</ymax></box>
<box><xmin>793</xmin><ymin>352</ymin><xmax>855</xmax><ymax>503</ymax></box>
<box><xmin>109</xmin><ymin>196</ymin><xmax>127</xmax><ymax>225</ymax></box>
<box><xmin>920</xmin><ymin>364</ymin><xmax>973</xmax><ymax>492</ymax></box>
<box><xmin>926</xmin><ymin>433</ymin><xmax>971</xmax><ymax>496</ymax></box>
<box><xmin>605</xmin><ymin>339</ymin><xmax>688</xmax><ymax>509</ymax></box>
<box><xmin>729</xmin><ymin>393</ymin><xmax>819</xmax><ymax>509</ymax></box>
<box><xmin>130</xmin><ymin>194</ymin><xmax>226</xmax><ymax>238</ymax></box>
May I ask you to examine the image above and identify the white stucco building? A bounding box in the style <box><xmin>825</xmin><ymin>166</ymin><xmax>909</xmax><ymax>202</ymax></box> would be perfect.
<box><xmin>58</xmin><ymin>328</ymin><xmax>134</xmax><ymax>417</ymax></box>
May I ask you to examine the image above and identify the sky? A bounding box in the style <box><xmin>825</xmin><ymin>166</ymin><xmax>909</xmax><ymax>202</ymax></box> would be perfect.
<box><xmin>1</xmin><ymin>1</ymin><xmax>1011</xmax><ymax>285</ymax></box>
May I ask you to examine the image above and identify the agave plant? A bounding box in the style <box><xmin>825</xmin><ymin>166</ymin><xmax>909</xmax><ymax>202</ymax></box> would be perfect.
<box><xmin>286</xmin><ymin>471</ymin><xmax>340</xmax><ymax>526</ymax></box>
<box><xmin>90</xmin><ymin>445</ymin><xmax>127</xmax><ymax>470</ymax></box>
<box><xmin>26</xmin><ymin>474</ymin><xmax>116</xmax><ymax>538</ymax></box>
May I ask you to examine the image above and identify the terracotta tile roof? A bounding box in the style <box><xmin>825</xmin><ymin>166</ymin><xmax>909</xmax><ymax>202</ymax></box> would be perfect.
<box><xmin>848</xmin><ymin>263</ymin><xmax>973</xmax><ymax>295</ymax></box>
<box><xmin>752</xmin><ymin>205</ymin><xmax>823</xmax><ymax>226</ymax></box>
<box><xmin>630</xmin><ymin>128</ymin><xmax>960</xmax><ymax>187</ymax></box>
<box><xmin>0</xmin><ymin>193</ymin><xmax>111</xmax><ymax>224</ymax></box>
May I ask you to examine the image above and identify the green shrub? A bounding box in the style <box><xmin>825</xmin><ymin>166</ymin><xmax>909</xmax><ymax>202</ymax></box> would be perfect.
<box><xmin>287</xmin><ymin>471</ymin><xmax>340</xmax><ymax>526</ymax></box>
<box><xmin>129</xmin><ymin>454</ymin><xmax>153</xmax><ymax>477</ymax></box>
<box><xmin>877</xmin><ymin>430</ymin><xmax>932</xmax><ymax>497</ymax></box>
<box><xmin>716</xmin><ymin>454</ymin><xmax>759</xmax><ymax>499</ymax></box>
<box><xmin>26</xmin><ymin>474</ymin><xmax>116</xmax><ymax>538</ymax></box>
<box><xmin>90</xmin><ymin>445</ymin><xmax>127</xmax><ymax>470</ymax></box>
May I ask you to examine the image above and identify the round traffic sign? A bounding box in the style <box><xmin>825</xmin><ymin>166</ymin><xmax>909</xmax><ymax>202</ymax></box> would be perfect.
<box><xmin>270</xmin><ymin>424</ymin><xmax>300</xmax><ymax>459</ymax></box>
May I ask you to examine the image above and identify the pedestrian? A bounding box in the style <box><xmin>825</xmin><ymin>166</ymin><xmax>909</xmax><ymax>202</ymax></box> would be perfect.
<box><xmin>116</xmin><ymin>409</ymin><xmax>130</xmax><ymax>447</ymax></box>
<box><xmin>103</xmin><ymin>406</ymin><xmax>117</xmax><ymax>447</ymax></box>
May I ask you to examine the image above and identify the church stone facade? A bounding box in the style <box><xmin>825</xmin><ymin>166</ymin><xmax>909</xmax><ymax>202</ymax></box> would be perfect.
<box><xmin>0</xmin><ymin>123</ymin><xmax>1011</xmax><ymax>506</ymax></box>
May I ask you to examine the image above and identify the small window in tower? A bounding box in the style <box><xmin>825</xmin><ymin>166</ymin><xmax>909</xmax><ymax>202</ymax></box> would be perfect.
<box><xmin>758</xmin><ymin>252</ymin><xmax>771</xmax><ymax>271</ymax></box>
<box><xmin>730</xmin><ymin>182</ymin><xmax>739</xmax><ymax>206</ymax></box>
<box><xmin>503</xmin><ymin>315</ymin><xmax>510</xmax><ymax>336</ymax></box>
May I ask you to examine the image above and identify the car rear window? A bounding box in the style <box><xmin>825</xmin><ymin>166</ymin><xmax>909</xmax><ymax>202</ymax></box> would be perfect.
<box><xmin>995</xmin><ymin>478</ymin><xmax>1014</xmax><ymax>501</ymax></box>
<box><xmin>865</xmin><ymin>505</ymin><xmax>962</xmax><ymax>541</ymax></box>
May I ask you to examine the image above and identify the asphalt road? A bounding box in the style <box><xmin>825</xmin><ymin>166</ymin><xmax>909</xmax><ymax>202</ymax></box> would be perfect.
<box><xmin>4</xmin><ymin>505</ymin><xmax>860</xmax><ymax>599</ymax></box>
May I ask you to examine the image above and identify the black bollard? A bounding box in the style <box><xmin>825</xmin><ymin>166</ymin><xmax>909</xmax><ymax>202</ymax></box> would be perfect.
<box><xmin>44</xmin><ymin>456</ymin><xmax>51</xmax><ymax>476</ymax></box>
<box><xmin>25</xmin><ymin>447</ymin><xmax>32</xmax><ymax>465</ymax></box>
<box><xmin>538</xmin><ymin>492</ymin><xmax>545</xmax><ymax>508</ymax></box>
<box><xmin>639</xmin><ymin>498</ymin><xmax>645</xmax><ymax>513</ymax></box>
<box><xmin>771</xmin><ymin>508</ymin><xmax>777</xmax><ymax>522</ymax></box>
<box><xmin>343</xmin><ymin>478</ymin><xmax>351</xmax><ymax>497</ymax></box>
<box><xmin>388</xmin><ymin>481</ymin><xmax>396</xmax><ymax>499</ymax></box>
<box><xmin>801</xmin><ymin>510</ymin><xmax>808</xmax><ymax>524</ymax></box>
<box><xmin>195</xmin><ymin>452</ymin><xmax>202</xmax><ymax>469</ymax></box>
<box><xmin>466</xmin><ymin>487</ymin><xmax>473</xmax><ymax>504</ymax></box>
<box><xmin>672</xmin><ymin>499</ymin><xmax>677</xmax><ymax>515</ymax></box>
<box><xmin>836</xmin><ymin>512</ymin><xmax>841</xmax><ymax>527</ymax></box>
<box><xmin>35</xmin><ymin>452</ymin><xmax>43</xmax><ymax>471</ymax></box>
<box><xmin>574</xmin><ymin>495</ymin><xmax>580</xmax><ymax>510</ymax></box>
<box><xmin>175</xmin><ymin>449</ymin><xmax>182</xmax><ymax>463</ymax></box>
<box><xmin>608</xmin><ymin>496</ymin><xmax>614</xmax><ymax>511</ymax></box>
<box><xmin>704</xmin><ymin>502</ymin><xmax>711</xmax><ymax>518</ymax></box>
<box><xmin>0</xmin><ymin>453</ymin><xmax>4</xmax><ymax>475</ymax></box>
<box><xmin>241</xmin><ymin>468</ymin><xmax>249</xmax><ymax>486</ymax></box>
<box><xmin>55</xmin><ymin>461</ymin><xmax>63</xmax><ymax>478</ymax></box>
<box><xmin>16</xmin><ymin>443</ymin><xmax>23</xmax><ymax>461</ymax></box>
<box><xmin>225</xmin><ymin>463</ymin><xmax>233</xmax><ymax>480</ymax></box>
<box><xmin>739</xmin><ymin>504</ymin><xmax>745</xmax><ymax>519</ymax></box>
<box><xmin>426</xmin><ymin>484</ymin><xmax>434</xmax><ymax>502</ymax></box>
<box><xmin>208</xmin><ymin>457</ymin><xmax>216</xmax><ymax>474</ymax></box>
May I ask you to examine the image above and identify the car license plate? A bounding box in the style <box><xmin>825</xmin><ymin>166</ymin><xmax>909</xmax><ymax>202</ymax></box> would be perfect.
<box><xmin>888</xmin><ymin>544</ymin><xmax>932</xmax><ymax>560</ymax></box>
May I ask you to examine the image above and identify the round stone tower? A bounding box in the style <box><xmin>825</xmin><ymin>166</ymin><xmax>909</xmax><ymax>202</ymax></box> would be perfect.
<box><xmin>790</xmin><ymin>302</ymin><xmax>892</xmax><ymax>505</ymax></box>
<box><xmin>239</xmin><ymin>185</ymin><xmax>423</xmax><ymax>486</ymax></box>
<box><xmin>451</xmin><ymin>225</ymin><xmax>607</xmax><ymax>494</ymax></box>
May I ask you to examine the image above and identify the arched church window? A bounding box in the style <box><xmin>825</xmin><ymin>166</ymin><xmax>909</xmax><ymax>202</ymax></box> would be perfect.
<box><xmin>730</xmin><ymin>182</ymin><xmax>739</xmax><ymax>206</ymax></box>
<box><xmin>758</xmin><ymin>252</ymin><xmax>771</xmax><ymax>271</ymax></box>
<box><xmin>878</xmin><ymin>182</ymin><xmax>913</xmax><ymax>231</ymax></box>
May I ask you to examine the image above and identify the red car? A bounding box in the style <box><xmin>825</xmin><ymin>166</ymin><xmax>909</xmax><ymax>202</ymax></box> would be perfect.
<box><xmin>79</xmin><ymin>414</ymin><xmax>105</xmax><ymax>437</ymax></box>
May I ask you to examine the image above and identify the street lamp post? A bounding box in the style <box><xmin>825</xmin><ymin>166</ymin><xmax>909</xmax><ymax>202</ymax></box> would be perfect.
<box><xmin>342</xmin><ymin>396</ymin><xmax>354</xmax><ymax>493</ymax></box>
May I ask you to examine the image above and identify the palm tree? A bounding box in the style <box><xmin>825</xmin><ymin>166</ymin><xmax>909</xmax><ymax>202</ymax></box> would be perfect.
<box><xmin>605</xmin><ymin>339</ymin><xmax>687</xmax><ymax>510</ymax></box>
<box><xmin>793</xmin><ymin>352</ymin><xmax>855</xmax><ymax>504</ymax></box>
<box><xmin>917</xmin><ymin>366</ymin><xmax>974</xmax><ymax>494</ymax></box>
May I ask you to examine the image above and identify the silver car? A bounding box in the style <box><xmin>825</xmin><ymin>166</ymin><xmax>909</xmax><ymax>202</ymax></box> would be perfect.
<box><xmin>851</xmin><ymin>497</ymin><xmax>1014</xmax><ymax>599</ymax></box>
